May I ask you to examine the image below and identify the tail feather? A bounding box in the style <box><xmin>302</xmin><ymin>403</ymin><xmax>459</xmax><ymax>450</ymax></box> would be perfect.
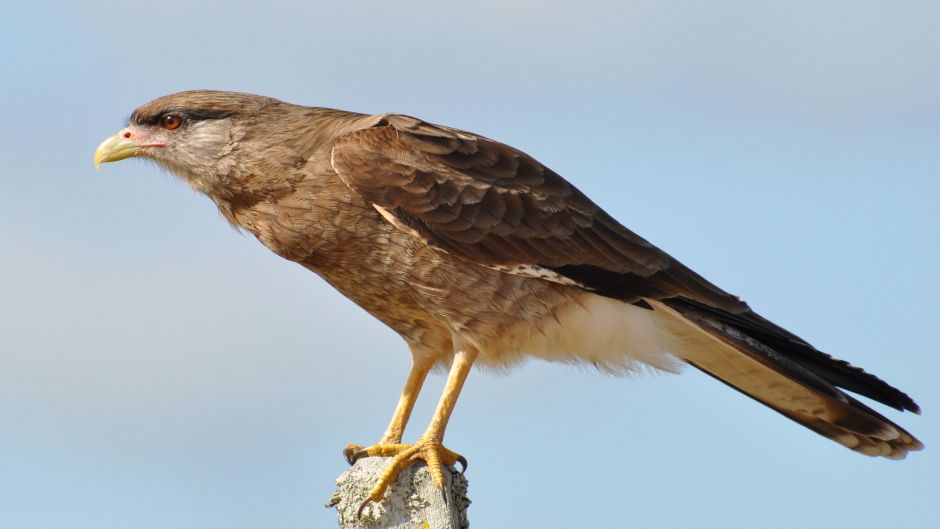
<box><xmin>648</xmin><ymin>299</ymin><xmax>923</xmax><ymax>459</ymax></box>
<box><xmin>668</xmin><ymin>297</ymin><xmax>920</xmax><ymax>413</ymax></box>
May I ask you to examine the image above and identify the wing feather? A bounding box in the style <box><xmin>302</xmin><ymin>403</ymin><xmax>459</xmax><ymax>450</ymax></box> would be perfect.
<box><xmin>330</xmin><ymin>114</ymin><xmax>742</xmax><ymax>311</ymax></box>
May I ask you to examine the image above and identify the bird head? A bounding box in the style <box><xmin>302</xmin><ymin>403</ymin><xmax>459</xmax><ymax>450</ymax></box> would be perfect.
<box><xmin>94</xmin><ymin>90</ymin><xmax>285</xmax><ymax>194</ymax></box>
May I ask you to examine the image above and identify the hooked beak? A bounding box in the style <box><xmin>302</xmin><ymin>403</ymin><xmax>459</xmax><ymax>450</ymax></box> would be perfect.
<box><xmin>94</xmin><ymin>131</ymin><xmax>142</xmax><ymax>169</ymax></box>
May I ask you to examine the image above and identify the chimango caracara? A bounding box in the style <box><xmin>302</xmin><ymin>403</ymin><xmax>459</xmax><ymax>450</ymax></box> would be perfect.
<box><xmin>95</xmin><ymin>90</ymin><xmax>922</xmax><ymax>508</ymax></box>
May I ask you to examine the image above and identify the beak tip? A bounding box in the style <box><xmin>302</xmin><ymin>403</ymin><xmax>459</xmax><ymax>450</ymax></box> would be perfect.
<box><xmin>94</xmin><ymin>131</ymin><xmax>141</xmax><ymax>169</ymax></box>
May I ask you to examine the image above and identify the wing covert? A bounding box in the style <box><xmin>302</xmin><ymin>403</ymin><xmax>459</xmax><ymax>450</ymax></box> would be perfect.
<box><xmin>330</xmin><ymin>114</ymin><xmax>744</xmax><ymax>313</ymax></box>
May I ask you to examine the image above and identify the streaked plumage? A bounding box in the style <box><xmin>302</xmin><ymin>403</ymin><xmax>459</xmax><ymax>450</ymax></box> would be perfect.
<box><xmin>95</xmin><ymin>90</ymin><xmax>922</xmax><ymax>501</ymax></box>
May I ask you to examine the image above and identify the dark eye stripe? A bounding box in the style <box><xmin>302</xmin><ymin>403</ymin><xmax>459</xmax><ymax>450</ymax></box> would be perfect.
<box><xmin>132</xmin><ymin>108</ymin><xmax>235</xmax><ymax>126</ymax></box>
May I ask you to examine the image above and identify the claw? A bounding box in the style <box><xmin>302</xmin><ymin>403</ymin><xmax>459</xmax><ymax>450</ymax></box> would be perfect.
<box><xmin>343</xmin><ymin>444</ymin><xmax>364</xmax><ymax>465</ymax></box>
<box><xmin>456</xmin><ymin>454</ymin><xmax>468</xmax><ymax>474</ymax></box>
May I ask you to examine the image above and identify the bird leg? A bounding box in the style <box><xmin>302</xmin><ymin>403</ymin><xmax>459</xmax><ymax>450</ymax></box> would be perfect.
<box><xmin>344</xmin><ymin>353</ymin><xmax>436</xmax><ymax>464</ymax></box>
<box><xmin>355</xmin><ymin>347</ymin><xmax>478</xmax><ymax>515</ymax></box>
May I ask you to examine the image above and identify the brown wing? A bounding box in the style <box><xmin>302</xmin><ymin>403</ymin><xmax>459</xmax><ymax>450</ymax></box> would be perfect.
<box><xmin>329</xmin><ymin>114</ymin><xmax>920</xmax><ymax>421</ymax></box>
<box><xmin>330</xmin><ymin>113</ymin><xmax>746</xmax><ymax>312</ymax></box>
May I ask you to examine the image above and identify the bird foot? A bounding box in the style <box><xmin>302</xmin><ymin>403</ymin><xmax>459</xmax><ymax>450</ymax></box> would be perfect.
<box><xmin>344</xmin><ymin>438</ymin><xmax>467</xmax><ymax>517</ymax></box>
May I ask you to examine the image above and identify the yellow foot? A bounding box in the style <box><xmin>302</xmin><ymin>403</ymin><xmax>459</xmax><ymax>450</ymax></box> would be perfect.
<box><xmin>343</xmin><ymin>442</ymin><xmax>407</xmax><ymax>465</ymax></box>
<box><xmin>343</xmin><ymin>438</ymin><xmax>467</xmax><ymax>517</ymax></box>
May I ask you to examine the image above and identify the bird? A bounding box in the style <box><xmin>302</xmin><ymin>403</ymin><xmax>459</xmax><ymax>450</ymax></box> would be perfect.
<box><xmin>94</xmin><ymin>90</ymin><xmax>922</xmax><ymax>509</ymax></box>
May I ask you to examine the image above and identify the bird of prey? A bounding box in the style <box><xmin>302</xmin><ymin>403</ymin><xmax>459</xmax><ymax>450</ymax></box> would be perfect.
<box><xmin>95</xmin><ymin>90</ymin><xmax>922</xmax><ymax>509</ymax></box>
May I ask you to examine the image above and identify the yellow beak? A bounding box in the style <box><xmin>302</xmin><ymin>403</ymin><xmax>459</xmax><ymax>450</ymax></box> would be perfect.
<box><xmin>94</xmin><ymin>132</ymin><xmax>141</xmax><ymax>169</ymax></box>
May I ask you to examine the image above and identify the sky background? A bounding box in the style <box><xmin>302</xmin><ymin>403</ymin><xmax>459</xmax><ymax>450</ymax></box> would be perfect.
<box><xmin>2</xmin><ymin>1</ymin><xmax>938</xmax><ymax>528</ymax></box>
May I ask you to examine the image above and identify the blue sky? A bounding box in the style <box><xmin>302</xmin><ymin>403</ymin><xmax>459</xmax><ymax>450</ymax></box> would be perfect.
<box><xmin>1</xmin><ymin>1</ymin><xmax>938</xmax><ymax>528</ymax></box>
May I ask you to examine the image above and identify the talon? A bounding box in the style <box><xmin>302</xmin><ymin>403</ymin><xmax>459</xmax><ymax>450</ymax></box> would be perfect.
<box><xmin>456</xmin><ymin>454</ymin><xmax>468</xmax><ymax>473</ymax></box>
<box><xmin>356</xmin><ymin>498</ymin><xmax>371</xmax><ymax>518</ymax></box>
<box><xmin>343</xmin><ymin>444</ymin><xmax>365</xmax><ymax>465</ymax></box>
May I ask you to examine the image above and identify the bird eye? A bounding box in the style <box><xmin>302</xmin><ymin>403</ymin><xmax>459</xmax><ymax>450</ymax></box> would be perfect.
<box><xmin>161</xmin><ymin>114</ymin><xmax>183</xmax><ymax>130</ymax></box>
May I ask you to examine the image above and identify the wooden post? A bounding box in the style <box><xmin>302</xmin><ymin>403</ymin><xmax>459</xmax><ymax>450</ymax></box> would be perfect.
<box><xmin>327</xmin><ymin>457</ymin><xmax>470</xmax><ymax>529</ymax></box>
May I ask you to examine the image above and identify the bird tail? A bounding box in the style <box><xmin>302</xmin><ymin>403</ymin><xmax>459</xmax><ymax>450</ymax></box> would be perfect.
<box><xmin>647</xmin><ymin>299</ymin><xmax>923</xmax><ymax>459</ymax></box>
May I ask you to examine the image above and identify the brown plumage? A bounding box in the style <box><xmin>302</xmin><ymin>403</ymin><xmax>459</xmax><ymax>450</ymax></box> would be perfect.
<box><xmin>95</xmin><ymin>90</ymin><xmax>922</xmax><ymax>504</ymax></box>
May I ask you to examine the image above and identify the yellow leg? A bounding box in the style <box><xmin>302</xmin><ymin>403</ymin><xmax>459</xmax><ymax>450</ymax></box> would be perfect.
<box><xmin>380</xmin><ymin>354</ymin><xmax>435</xmax><ymax>444</ymax></box>
<box><xmin>358</xmin><ymin>347</ymin><xmax>478</xmax><ymax>514</ymax></box>
<box><xmin>344</xmin><ymin>354</ymin><xmax>435</xmax><ymax>464</ymax></box>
